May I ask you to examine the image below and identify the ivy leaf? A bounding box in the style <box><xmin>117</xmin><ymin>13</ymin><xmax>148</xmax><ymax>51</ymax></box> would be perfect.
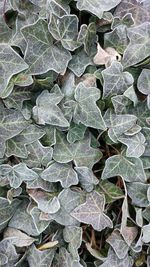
<box><xmin>28</xmin><ymin>189</ymin><xmax>60</xmax><ymax>214</ymax></box>
<box><xmin>107</xmin><ymin>230</ymin><xmax>129</xmax><ymax>259</ymax></box>
<box><xmin>63</xmin><ymin>226</ymin><xmax>82</xmax><ymax>259</ymax></box>
<box><xmin>0</xmin><ymin>239</ymin><xmax>19</xmax><ymax>267</ymax></box>
<box><xmin>21</xmin><ymin>19</ymin><xmax>71</xmax><ymax>75</ymax></box>
<box><xmin>5</xmin><ymin>125</ymin><xmax>45</xmax><ymax>158</ymax></box>
<box><xmin>53</xmin><ymin>131</ymin><xmax>102</xmax><ymax>168</ymax></box>
<box><xmin>118</xmin><ymin>132</ymin><xmax>146</xmax><ymax>158</ymax></box>
<box><xmin>48</xmin><ymin>14</ymin><xmax>81</xmax><ymax>51</ymax></box>
<box><xmin>102</xmin><ymin>155</ymin><xmax>146</xmax><ymax>182</ymax></box>
<box><xmin>0</xmin><ymin>163</ymin><xmax>39</xmax><ymax>189</ymax></box>
<box><xmin>73</xmin><ymin>82</ymin><xmax>106</xmax><ymax>130</ymax></box>
<box><xmin>58</xmin><ymin>247</ymin><xmax>83</xmax><ymax>267</ymax></box>
<box><xmin>101</xmin><ymin>62</ymin><xmax>134</xmax><ymax>98</ymax></box>
<box><xmin>114</xmin><ymin>0</ymin><xmax>150</xmax><ymax>25</ymax></box>
<box><xmin>67</xmin><ymin>122</ymin><xmax>86</xmax><ymax>143</ymax></box>
<box><xmin>27</xmin><ymin>244</ymin><xmax>56</xmax><ymax>267</ymax></box>
<box><xmin>122</xmin><ymin>22</ymin><xmax>150</xmax><ymax>68</ymax></box>
<box><xmin>33</xmin><ymin>89</ymin><xmax>69</xmax><ymax>127</ymax></box>
<box><xmin>0</xmin><ymin>44</ymin><xmax>28</xmax><ymax>98</ymax></box>
<box><xmin>127</xmin><ymin>101</ymin><xmax>150</xmax><ymax>128</ymax></box>
<box><xmin>47</xmin><ymin>0</ymin><xmax>70</xmax><ymax>17</ymax></box>
<box><xmin>4</xmin><ymin>227</ymin><xmax>35</xmax><ymax>247</ymax></box>
<box><xmin>127</xmin><ymin>182</ymin><xmax>149</xmax><ymax>207</ymax></box>
<box><xmin>68</xmin><ymin>48</ymin><xmax>93</xmax><ymax>77</ymax></box>
<box><xmin>142</xmin><ymin>223</ymin><xmax>150</xmax><ymax>243</ymax></box>
<box><xmin>41</xmin><ymin>162</ymin><xmax>78</xmax><ymax>188</ymax></box>
<box><xmin>23</xmin><ymin>140</ymin><xmax>53</xmax><ymax>168</ymax></box>
<box><xmin>137</xmin><ymin>69</ymin><xmax>150</xmax><ymax>95</ymax></box>
<box><xmin>71</xmin><ymin>191</ymin><xmax>113</xmax><ymax>231</ymax></box>
<box><xmin>98</xmin><ymin>180</ymin><xmax>124</xmax><ymax>203</ymax></box>
<box><xmin>75</xmin><ymin>0</ymin><xmax>121</xmax><ymax>19</ymax></box>
<box><xmin>74</xmin><ymin>167</ymin><xmax>99</xmax><ymax>192</ymax></box>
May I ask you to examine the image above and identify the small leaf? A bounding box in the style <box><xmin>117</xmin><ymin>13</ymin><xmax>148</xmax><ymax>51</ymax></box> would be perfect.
<box><xmin>67</xmin><ymin>122</ymin><xmax>86</xmax><ymax>143</ymax></box>
<box><xmin>98</xmin><ymin>180</ymin><xmax>124</xmax><ymax>203</ymax></box>
<box><xmin>102</xmin><ymin>154</ymin><xmax>146</xmax><ymax>182</ymax></box>
<box><xmin>75</xmin><ymin>166</ymin><xmax>99</xmax><ymax>192</ymax></box>
<box><xmin>71</xmin><ymin>191</ymin><xmax>113</xmax><ymax>231</ymax></box>
<box><xmin>127</xmin><ymin>182</ymin><xmax>149</xmax><ymax>207</ymax></box>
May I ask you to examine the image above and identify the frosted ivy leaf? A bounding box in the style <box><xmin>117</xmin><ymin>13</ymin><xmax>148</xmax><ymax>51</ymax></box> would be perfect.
<box><xmin>98</xmin><ymin>247</ymin><xmax>133</xmax><ymax>267</ymax></box>
<box><xmin>71</xmin><ymin>191</ymin><xmax>113</xmax><ymax>231</ymax></box>
<box><xmin>68</xmin><ymin>48</ymin><xmax>93</xmax><ymax>77</ymax></box>
<box><xmin>75</xmin><ymin>167</ymin><xmax>99</xmax><ymax>192</ymax></box>
<box><xmin>137</xmin><ymin>69</ymin><xmax>150</xmax><ymax>95</ymax></box>
<box><xmin>0</xmin><ymin>163</ymin><xmax>38</xmax><ymax>189</ymax></box>
<box><xmin>81</xmin><ymin>22</ymin><xmax>97</xmax><ymax>57</ymax></box>
<box><xmin>63</xmin><ymin>226</ymin><xmax>82</xmax><ymax>260</ymax></box>
<box><xmin>28</xmin><ymin>189</ymin><xmax>60</xmax><ymax>214</ymax></box>
<box><xmin>53</xmin><ymin>131</ymin><xmax>102</xmax><ymax>168</ymax></box>
<box><xmin>47</xmin><ymin>0</ymin><xmax>70</xmax><ymax>17</ymax></box>
<box><xmin>41</xmin><ymin>162</ymin><xmax>78</xmax><ymax>188</ymax></box>
<box><xmin>101</xmin><ymin>61</ymin><xmax>134</xmax><ymax>98</ymax></box>
<box><xmin>0</xmin><ymin>198</ymin><xmax>20</xmax><ymax>232</ymax></box>
<box><xmin>9</xmin><ymin>200</ymin><xmax>49</xmax><ymax>236</ymax></box>
<box><xmin>0</xmin><ymin>44</ymin><xmax>28</xmax><ymax>98</ymax></box>
<box><xmin>67</xmin><ymin>123</ymin><xmax>86</xmax><ymax>143</ymax></box>
<box><xmin>127</xmin><ymin>182</ymin><xmax>150</xmax><ymax>207</ymax></box>
<box><xmin>104</xmin><ymin>25</ymin><xmax>129</xmax><ymax>54</ymax></box>
<box><xmin>142</xmin><ymin>223</ymin><xmax>150</xmax><ymax>243</ymax></box>
<box><xmin>58</xmin><ymin>247</ymin><xmax>83</xmax><ymax>267</ymax></box>
<box><xmin>102</xmin><ymin>154</ymin><xmax>146</xmax><ymax>182</ymax></box>
<box><xmin>21</xmin><ymin>19</ymin><xmax>71</xmax><ymax>75</ymax></box>
<box><xmin>49</xmin><ymin>14</ymin><xmax>81</xmax><ymax>51</ymax></box>
<box><xmin>26</xmin><ymin>174</ymin><xmax>56</xmax><ymax>192</ymax></box>
<box><xmin>104</xmin><ymin>109</ymin><xmax>137</xmax><ymax>142</ymax></box>
<box><xmin>111</xmin><ymin>95</ymin><xmax>130</xmax><ymax>114</ymax></box>
<box><xmin>33</xmin><ymin>90</ymin><xmax>69</xmax><ymax>127</ymax></box>
<box><xmin>27</xmin><ymin>244</ymin><xmax>56</xmax><ymax>267</ymax></box>
<box><xmin>4</xmin><ymin>227</ymin><xmax>35</xmax><ymax>247</ymax></box>
<box><xmin>112</xmin><ymin>13</ymin><xmax>135</xmax><ymax>29</ymax></box>
<box><xmin>123</xmin><ymin>85</ymin><xmax>138</xmax><ymax>107</ymax></box>
<box><xmin>142</xmin><ymin>128</ymin><xmax>150</xmax><ymax>156</ymax></box>
<box><xmin>114</xmin><ymin>0</ymin><xmax>150</xmax><ymax>25</ymax></box>
<box><xmin>41</xmin><ymin>188</ymin><xmax>85</xmax><ymax>227</ymax></box>
<box><xmin>124</xmin><ymin>124</ymin><xmax>142</xmax><ymax>136</ymax></box>
<box><xmin>0</xmin><ymin>239</ymin><xmax>19</xmax><ymax>267</ymax></box>
<box><xmin>118</xmin><ymin>132</ymin><xmax>146</xmax><ymax>158</ymax></box>
<box><xmin>73</xmin><ymin>82</ymin><xmax>106</xmax><ymax>130</ymax></box>
<box><xmin>5</xmin><ymin>125</ymin><xmax>45</xmax><ymax>158</ymax></box>
<box><xmin>0</xmin><ymin>16</ymin><xmax>13</xmax><ymax>44</ymax></box>
<box><xmin>75</xmin><ymin>0</ymin><xmax>121</xmax><ymax>19</ymax></box>
<box><xmin>122</xmin><ymin>22</ymin><xmax>150</xmax><ymax>68</ymax></box>
<box><xmin>127</xmin><ymin>101</ymin><xmax>150</xmax><ymax>128</ymax></box>
<box><xmin>106</xmin><ymin>230</ymin><xmax>129</xmax><ymax>259</ymax></box>
<box><xmin>23</xmin><ymin>140</ymin><xmax>53</xmax><ymax>168</ymax></box>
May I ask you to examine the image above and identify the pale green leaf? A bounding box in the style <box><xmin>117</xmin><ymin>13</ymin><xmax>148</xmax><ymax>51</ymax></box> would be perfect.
<box><xmin>127</xmin><ymin>182</ymin><xmax>149</xmax><ymax>207</ymax></box>
<box><xmin>74</xmin><ymin>167</ymin><xmax>99</xmax><ymax>192</ymax></box>
<box><xmin>27</xmin><ymin>244</ymin><xmax>55</xmax><ymax>267</ymax></box>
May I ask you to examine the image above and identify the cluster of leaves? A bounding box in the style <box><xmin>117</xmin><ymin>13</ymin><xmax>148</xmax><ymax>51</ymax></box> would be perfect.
<box><xmin>0</xmin><ymin>0</ymin><xmax>150</xmax><ymax>266</ymax></box>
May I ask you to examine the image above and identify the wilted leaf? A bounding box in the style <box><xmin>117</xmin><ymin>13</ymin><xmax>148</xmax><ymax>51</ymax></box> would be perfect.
<box><xmin>41</xmin><ymin>162</ymin><xmax>78</xmax><ymax>188</ymax></box>
<box><xmin>102</xmin><ymin>154</ymin><xmax>146</xmax><ymax>182</ymax></box>
<box><xmin>21</xmin><ymin>19</ymin><xmax>71</xmax><ymax>75</ymax></box>
<box><xmin>53</xmin><ymin>131</ymin><xmax>102</xmax><ymax>168</ymax></box>
<box><xmin>71</xmin><ymin>191</ymin><xmax>113</xmax><ymax>231</ymax></box>
<box><xmin>93</xmin><ymin>44</ymin><xmax>121</xmax><ymax>66</ymax></box>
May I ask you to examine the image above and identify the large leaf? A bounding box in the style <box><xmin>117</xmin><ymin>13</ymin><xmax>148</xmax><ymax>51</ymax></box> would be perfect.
<box><xmin>41</xmin><ymin>162</ymin><xmax>78</xmax><ymax>188</ymax></box>
<box><xmin>21</xmin><ymin>19</ymin><xmax>71</xmax><ymax>75</ymax></box>
<box><xmin>27</xmin><ymin>244</ymin><xmax>56</xmax><ymax>267</ymax></box>
<box><xmin>75</xmin><ymin>0</ymin><xmax>121</xmax><ymax>19</ymax></box>
<box><xmin>102</xmin><ymin>154</ymin><xmax>146</xmax><ymax>182</ymax></box>
<box><xmin>33</xmin><ymin>89</ymin><xmax>69</xmax><ymax>127</ymax></box>
<box><xmin>122</xmin><ymin>22</ymin><xmax>150</xmax><ymax>68</ymax></box>
<box><xmin>71</xmin><ymin>191</ymin><xmax>113</xmax><ymax>231</ymax></box>
<box><xmin>0</xmin><ymin>44</ymin><xmax>28</xmax><ymax>98</ymax></box>
<box><xmin>101</xmin><ymin>62</ymin><xmax>134</xmax><ymax>98</ymax></box>
<box><xmin>53</xmin><ymin>131</ymin><xmax>102</xmax><ymax>168</ymax></box>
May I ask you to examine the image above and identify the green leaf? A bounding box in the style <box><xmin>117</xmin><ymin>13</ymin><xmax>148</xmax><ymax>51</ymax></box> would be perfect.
<box><xmin>98</xmin><ymin>180</ymin><xmax>124</xmax><ymax>203</ymax></box>
<box><xmin>73</xmin><ymin>82</ymin><xmax>106</xmax><ymax>130</ymax></box>
<box><xmin>0</xmin><ymin>163</ymin><xmax>39</xmax><ymax>188</ymax></box>
<box><xmin>102</xmin><ymin>154</ymin><xmax>146</xmax><ymax>182</ymax></box>
<box><xmin>74</xmin><ymin>167</ymin><xmax>99</xmax><ymax>192</ymax></box>
<box><xmin>118</xmin><ymin>132</ymin><xmax>146</xmax><ymax>158</ymax></box>
<box><xmin>27</xmin><ymin>244</ymin><xmax>56</xmax><ymax>267</ymax></box>
<box><xmin>75</xmin><ymin>0</ymin><xmax>121</xmax><ymax>19</ymax></box>
<box><xmin>71</xmin><ymin>191</ymin><xmax>113</xmax><ymax>231</ymax></box>
<box><xmin>67</xmin><ymin>122</ymin><xmax>86</xmax><ymax>143</ymax></box>
<box><xmin>0</xmin><ymin>44</ymin><xmax>28</xmax><ymax>98</ymax></box>
<box><xmin>127</xmin><ymin>182</ymin><xmax>149</xmax><ymax>207</ymax></box>
<box><xmin>48</xmin><ymin>14</ymin><xmax>81</xmax><ymax>51</ymax></box>
<box><xmin>137</xmin><ymin>69</ymin><xmax>150</xmax><ymax>95</ymax></box>
<box><xmin>53</xmin><ymin>131</ymin><xmax>102</xmax><ymax>168</ymax></box>
<box><xmin>63</xmin><ymin>226</ymin><xmax>82</xmax><ymax>260</ymax></box>
<box><xmin>101</xmin><ymin>62</ymin><xmax>134</xmax><ymax>98</ymax></box>
<box><xmin>21</xmin><ymin>19</ymin><xmax>71</xmax><ymax>75</ymax></box>
<box><xmin>122</xmin><ymin>22</ymin><xmax>150</xmax><ymax>68</ymax></box>
<box><xmin>33</xmin><ymin>89</ymin><xmax>69</xmax><ymax>127</ymax></box>
<box><xmin>41</xmin><ymin>162</ymin><xmax>79</xmax><ymax>188</ymax></box>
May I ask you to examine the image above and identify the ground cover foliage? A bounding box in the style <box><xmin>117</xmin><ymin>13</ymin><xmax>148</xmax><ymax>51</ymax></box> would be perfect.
<box><xmin>0</xmin><ymin>0</ymin><xmax>150</xmax><ymax>266</ymax></box>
